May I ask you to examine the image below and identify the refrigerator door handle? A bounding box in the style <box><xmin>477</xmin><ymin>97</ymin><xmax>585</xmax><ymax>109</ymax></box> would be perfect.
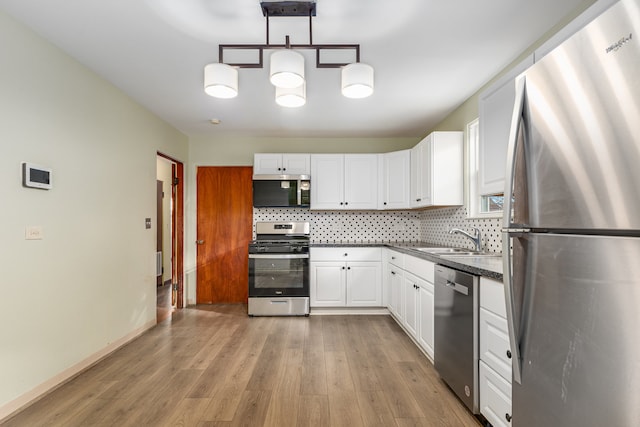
<box><xmin>502</xmin><ymin>76</ymin><xmax>527</xmax><ymax>385</ymax></box>
<box><xmin>503</xmin><ymin>75</ymin><xmax>526</xmax><ymax>229</ymax></box>
<box><xmin>503</xmin><ymin>230</ymin><xmax>523</xmax><ymax>384</ymax></box>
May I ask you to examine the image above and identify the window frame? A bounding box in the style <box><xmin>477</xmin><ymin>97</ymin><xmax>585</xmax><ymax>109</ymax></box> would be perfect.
<box><xmin>467</xmin><ymin>118</ymin><xmax>504</xmax><ymax>219</ymax></box>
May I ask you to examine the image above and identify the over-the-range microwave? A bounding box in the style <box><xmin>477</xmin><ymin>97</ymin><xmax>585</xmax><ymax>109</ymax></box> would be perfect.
<box><xmin>252</xmin><ymin>175</ymin><xmax>310</xmax><ymax>208</ymax></box>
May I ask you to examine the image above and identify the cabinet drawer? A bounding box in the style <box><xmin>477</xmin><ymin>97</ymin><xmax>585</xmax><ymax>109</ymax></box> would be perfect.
<box><xmin>479</xmin><ymin>308</ymin><xmax>512</xmax><ymax>381</ymax></box>
<box><xmin>311</xmin><ymin>247</ymin><xmax>382</xmax><ymax>262</ymax></box>
<box><xmin>387</xmin><ymin>250</ymin><xmax>404</xmax><ymax>268</ymax></box>
<box><xmin>404</xmin><ymin>255</ymin><xmax>434</xmax><ymax>282</ymax></box>
<box><xmin>479</xmin><ymin>361</ymin><xmax>512</xmax><ymax>427</ymax></box>
<box><xmin>480</xmin><ymin>276</ymin><xmax>506</xmax><ymax>317</ymax></box>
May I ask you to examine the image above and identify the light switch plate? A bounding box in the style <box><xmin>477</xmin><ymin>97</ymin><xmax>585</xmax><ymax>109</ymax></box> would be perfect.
<box><xmin>145</xmin><ymin>218</ymin><xmax>152</xmax><ymax>229</ymax></box>
<box><xmin>26</xmin><ymin>226</ymin><xmax>43</xmax><ymax>240</ymax></box>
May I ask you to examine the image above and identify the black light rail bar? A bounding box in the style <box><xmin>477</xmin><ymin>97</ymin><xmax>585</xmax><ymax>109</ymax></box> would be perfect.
<box><xmin>216</xmin><ymin>1</ymin><xmax>361</xmax><ymax>69</ymax></box>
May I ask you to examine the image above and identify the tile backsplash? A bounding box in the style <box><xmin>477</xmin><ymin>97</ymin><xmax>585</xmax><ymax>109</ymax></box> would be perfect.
<box><xmin>253</xmin><ymin>208</ymin><xmax>420</xmax><ymax>242</ymax></box>
<box><xmin>419</xmin><ymin>207</ymin><xmax>502</xmax><ymax>253</ymax></box>
<box><xmin>254</xmin><ymin>206</ymin><xmax>503</xmax><ymax>253</ymax></box>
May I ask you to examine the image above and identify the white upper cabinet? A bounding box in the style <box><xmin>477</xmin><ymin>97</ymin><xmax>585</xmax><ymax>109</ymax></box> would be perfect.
<box><xmin>344</xmin><ymin>155</ymin><xmax>379</xmax><ymax>210</ymax></box>
<box><xmin>253</xmin><ymin>153</ymin><xmax>311</xmax><ymax>175</ymax></box>
<box><xmin>410</xmin><ymin>139</ymin><xmax>430</xmax><ymax>207</ymax></box>
<box><xmin>410</xmin><ymin>131</ymin><xmax>463</xmax><ymax>208</ymax></box>
<box><xmin>379</xmin><ymin>150</ymin><xmax>411</xmax><ymax>210</ymax></box>
<box><xmin>310</xmin><ymin>154</ymin><xmax>344</xmax><ymax>209</ymax></box>
<box><xmin>478</xmin><ymin>56</ymin><xmax>533</xmax><ymax>196</ymax></box>
<box><xmin>311</xmin><ymin>154</ymin><xmax>378</xmax><ymax>210</ymax></box>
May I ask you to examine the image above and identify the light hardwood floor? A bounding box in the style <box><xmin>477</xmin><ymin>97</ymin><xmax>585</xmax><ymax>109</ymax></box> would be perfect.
<box><xmin>3</xmin><ymin>305</ymin><xmax>482</xmax><ymax>427</ymax></box>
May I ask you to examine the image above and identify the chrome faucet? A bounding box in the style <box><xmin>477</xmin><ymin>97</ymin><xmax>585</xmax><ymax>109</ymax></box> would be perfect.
<box><xmin>449</xmin><ymin>227</ymin><xmax>482</xmax><ymax>252</ymax></box>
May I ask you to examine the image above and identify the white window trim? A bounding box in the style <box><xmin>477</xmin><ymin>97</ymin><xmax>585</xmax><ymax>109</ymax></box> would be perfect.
<box><xmin>467</xmin><ymin>118</ymin><xmax>502</xmax><ymax>219</ymax></box>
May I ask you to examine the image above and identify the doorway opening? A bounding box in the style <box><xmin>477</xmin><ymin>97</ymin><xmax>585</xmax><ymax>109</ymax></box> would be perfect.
<box><xmin>156</xmin><ymin>153</ymin><xmax>185</xmax><ymax>322</ymax></box>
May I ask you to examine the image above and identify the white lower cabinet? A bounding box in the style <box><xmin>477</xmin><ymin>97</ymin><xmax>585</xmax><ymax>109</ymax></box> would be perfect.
<box><xmin>417</xmin><ymin>282</ymin><xmax>434</xmax><ymax>359</ymax></box>
<box><xmin>386</xmin><ymin>249</ymin><xmax>435</xmax><ymax>360</ymax></box>
<box><xmin>346</xmin><ymin>262</ymin><xmax>382</xmax><ymax>306</ymax></box>
<box><xmin>387</xmin><ymin>264</ymin><xmax>403</xmax><ymax>319</ymax></box>
<box><xmin>310</xmin><ymin>261</ymin><xmax>346</xmax><ymax>306</ymax></box>
<box><xmin>479</xmin><ymin>277</ymin><xmax>512</xmax><ymax>426</ymax></box>
<box><xmin>479</xmin><ymin>361</ymin><xmax>512</xmax><ymax>427</ymax></box>
<box><xmin>310</xmin><ymin>247</ymin><xmax>382</xmax><ymax>307</ymax></box>
<box><xmin>402</xmin><ymin>272</ymin><xmax>420</xmax><ymax>337</ymax></box>
<box><xmin>479</xmin><ymin>307</ymin><xmax>511</xmax><ymax>381</ymax></box>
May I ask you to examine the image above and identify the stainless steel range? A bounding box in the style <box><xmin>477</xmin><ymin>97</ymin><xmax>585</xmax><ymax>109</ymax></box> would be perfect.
<box><xmin>248</xmin><ymin>222</ymin><xmax>310</xmax><ymax>316</ymax></box>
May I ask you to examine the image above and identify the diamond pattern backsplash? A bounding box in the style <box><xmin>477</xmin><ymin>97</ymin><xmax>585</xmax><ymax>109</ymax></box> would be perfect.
<box><xmin>253</xmin><ymin>208</ymin><xmax>420</xmax><ymax>242</ymax></box>
<box><xmin>418</xmin><ymin>207</ymin><xmax>502</xmax><ymax>253</ymax></box>
<box><xmin>253</xmin><ymin>206</ymin><xmax>502</xmax><ymax>253</ymax></box>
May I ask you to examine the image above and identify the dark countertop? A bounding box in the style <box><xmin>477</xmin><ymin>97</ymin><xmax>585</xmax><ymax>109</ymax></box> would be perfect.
<box><xmin>310</xmin><ymin>241</ymin><xmax>503</xmax><ymax>281</ymax></box>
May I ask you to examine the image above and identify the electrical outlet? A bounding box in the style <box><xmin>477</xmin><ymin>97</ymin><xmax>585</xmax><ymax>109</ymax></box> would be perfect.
<box><xmin>25</xmin><ymin>226</ymin><xmax>43</xmax><ymax>240</ymax></box>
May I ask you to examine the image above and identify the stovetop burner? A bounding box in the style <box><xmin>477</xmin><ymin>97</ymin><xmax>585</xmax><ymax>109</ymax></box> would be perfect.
<box><xmin>250</xmin><ymin>222</ymin><xmax>310</xmax><ymax>254</ymax></box>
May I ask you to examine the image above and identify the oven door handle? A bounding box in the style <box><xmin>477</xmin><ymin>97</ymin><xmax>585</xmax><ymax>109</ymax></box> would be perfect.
<box><xmin>248</xmin><ymin>254</ymin><xmax>309</xmax><ymax>259</ymax></box>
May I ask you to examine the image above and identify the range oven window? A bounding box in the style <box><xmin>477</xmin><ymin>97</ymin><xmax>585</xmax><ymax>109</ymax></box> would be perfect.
<box><xmin>249</xmin><ymin>254</ymin><xmax>309</xmax><ymax>297</ymax></box>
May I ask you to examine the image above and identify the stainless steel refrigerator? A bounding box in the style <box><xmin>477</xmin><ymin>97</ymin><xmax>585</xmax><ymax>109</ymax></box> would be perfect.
<box><xmin>502</xmin><ymin>0</ymin><xmax>640</xmax><ymax>425</ymax></box>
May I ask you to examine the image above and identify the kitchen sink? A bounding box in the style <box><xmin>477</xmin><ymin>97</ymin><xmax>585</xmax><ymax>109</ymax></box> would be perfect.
<box><xmin>414</xmin><ymin>247</ymin><xmax>473</xmax><ymax>253</ymax></box>
<box><xmin>440</xmin><ymin>252</ymin><xmax>501</xmax><ymax>258</ymax></box>
<box><xmin>413</xmin><ymin>247</ymin><xmax>500</xmax><ymax>257</ymax></box>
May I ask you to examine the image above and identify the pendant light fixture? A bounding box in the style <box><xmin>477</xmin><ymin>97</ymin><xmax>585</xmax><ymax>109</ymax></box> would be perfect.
<box><xmin>203</xmin><ymin>1</ymin><xmax>373</xmax><ymax>106</ymax></box>
<box><xmin>270</xmin><ymin>50</ymin><xmax>305</xmax><ymax>88</ymax></box>
<box><xmin>341</xmin><ymin>63</ymin><xmax>374</xmax><ymax>99</ymax></box>
<box><xmin>204</xmin><ymin>63</ymin><xmax>238</xmax><ymax>99</ymax></box>
<box><xmin>275</xmin><ymin>83</ymin><xmax>306</xmax><ymax>107</ymax></box>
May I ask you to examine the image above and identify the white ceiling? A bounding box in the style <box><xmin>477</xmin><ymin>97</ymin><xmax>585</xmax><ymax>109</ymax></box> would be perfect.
<box><xmin>0</xmin><ymin>0</ymin><xmax>587</xmax><ymax>138</ymax></box>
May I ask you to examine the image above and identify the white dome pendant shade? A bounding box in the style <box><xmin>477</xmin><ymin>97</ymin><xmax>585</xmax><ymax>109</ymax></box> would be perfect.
<box><xmin>275</xmin><ymin>83</ymin><xmax>306</xmax><ymax>108</ymax></box>
<box><xmin>270</xmin><ymin>50</ymin><xmax>305</xmax><ymax>88</ymax></box>
<box><xmin>204</xmin><ymin>63</ymin><xmax>238</xmax><ymax>99</ymax></box>
<box><xmin>341</xmin><ymin>63</ymin><xmax>374</xmax><ymax>98</ymax></box>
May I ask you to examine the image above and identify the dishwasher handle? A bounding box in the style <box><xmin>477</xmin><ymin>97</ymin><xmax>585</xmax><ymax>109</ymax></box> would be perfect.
<box><xmin>445</xmin><ymin>280</ymin><xmax>469</xmax><ymax>296</ymax></box>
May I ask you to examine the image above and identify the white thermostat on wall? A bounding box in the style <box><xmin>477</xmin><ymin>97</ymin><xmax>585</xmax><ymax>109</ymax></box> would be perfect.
<box><xmin>22</xmin><ymin>162</ymin><xmax>52</xmax><ymax>190</ymax></box>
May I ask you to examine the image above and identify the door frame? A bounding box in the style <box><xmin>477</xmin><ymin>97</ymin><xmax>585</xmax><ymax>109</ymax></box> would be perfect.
<box><xmin>157</xmin><ymin>152</ymin><xmax>185</xmax><ymax>309</ymax></box>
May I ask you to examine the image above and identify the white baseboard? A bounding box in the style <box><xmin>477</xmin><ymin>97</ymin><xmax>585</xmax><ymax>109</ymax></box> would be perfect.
<box><xmin>310</xmin><ymin>307</ymin><xmax>390</xmax><ymax>316</ymax></box>
<box><xmin>0</xmin><ymin>319</ymin><xmax>156</xmax><ymax>423</ymax></box>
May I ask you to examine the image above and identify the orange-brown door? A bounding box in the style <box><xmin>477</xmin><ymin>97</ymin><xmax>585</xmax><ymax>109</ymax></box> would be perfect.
<box><xmin>196</xmin><ymin>166</ymin><xmax>253</xmax><ymax>304</ymax></box>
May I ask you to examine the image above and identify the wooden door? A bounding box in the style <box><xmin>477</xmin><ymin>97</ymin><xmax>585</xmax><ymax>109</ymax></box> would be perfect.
<box><xmin>196</xmin><ymin>166</ymin><xmax>253</xmax><ymax>304</ymax></box>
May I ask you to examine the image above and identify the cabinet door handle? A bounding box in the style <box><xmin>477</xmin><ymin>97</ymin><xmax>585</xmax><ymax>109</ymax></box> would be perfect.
<box><xmin>384</xmin><ymin>202</ymin><xmax>387</xmax><ymax>205</ymax></box>
<box><xmin>345</xmin><ymin>202</ymin><xmax>348</xmax><ymax>205</ymax></box>
<box><xmin>347</xmin><ymin>267</ymin><xmax>351</xmax><ymax>270</ymax></box>
<box><xmin>506</xmin><ymin>350</ymin><xmax>512</xmax><ymax>359</ymax></box>
<box><xmin>340</xmin><ymin>202</ymin><xmax>344</xmax><ymax>205</ymax></box>
<box><xmin>505</xmin><ymin>413</ymin><xmax>512</xmax><ymax>423</ymax></box>
<box><xmin>277</xmin><ymin>167</ymin><xmax>282</xmax><ymax>171</ymax></box>
<box><xmin>391</xmin><ymin>271</ymin><xmax>396</xmax><ymax>275</ymax></box>
<box><xmin>342</xmin><ymin>266</ymin><xmax>346</xmax><ymax>270</ymax></box>
<box><xmin>283</xmin><ymin>167</ymin><xmax>286</xmax><ymax>171</ymax></box>
<box><xmin>344</xmin><ymin>253</ymin><xmax>348</xmax><ymax>257</ymax></box>
<box><xmin>196</xmin><ymin>240</ymin><xmax>205</xmax><ymax>245</ymax></box>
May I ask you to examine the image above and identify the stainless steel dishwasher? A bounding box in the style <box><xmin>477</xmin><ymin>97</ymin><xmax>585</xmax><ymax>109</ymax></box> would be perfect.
<box><xmin>434</xmin><ymin>264</ymin><xmax>479</xmax><ymax>414</ymax></box>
